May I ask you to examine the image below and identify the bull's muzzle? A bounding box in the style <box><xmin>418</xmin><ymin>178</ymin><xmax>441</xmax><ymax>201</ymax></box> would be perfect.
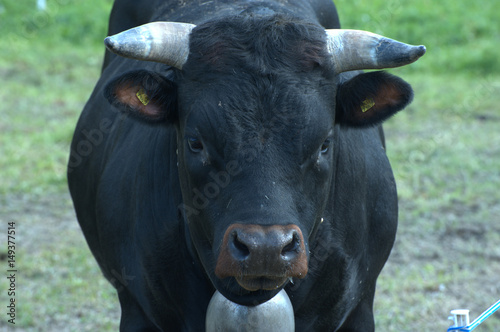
<box><xmin>215</xmin><ymin>224</ymin><xmax>308</xmax><ymax>291</ymax></box>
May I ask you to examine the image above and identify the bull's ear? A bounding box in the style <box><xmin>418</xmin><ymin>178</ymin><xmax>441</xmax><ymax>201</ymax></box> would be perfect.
<box><xmin>104</xmin><ymin>70</ymin><xmax>177</xmax><ymax>123</ymax></box>
<box><xmin>335</xmin><ymin>71</ymin><xmax>413</xmax><ymax>127</ymax></box>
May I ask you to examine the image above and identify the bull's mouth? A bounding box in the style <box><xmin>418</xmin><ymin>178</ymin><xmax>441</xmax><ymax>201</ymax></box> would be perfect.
<box><xmin>235</xmin><ymin>276</ymin><xmax>289</xmax><ymax>291</ymax></box>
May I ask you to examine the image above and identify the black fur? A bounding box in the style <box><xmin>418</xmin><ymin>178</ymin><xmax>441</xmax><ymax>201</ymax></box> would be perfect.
<box><xmin>185</xmin><ymin>14</ymin><xmax>332</xmax><ymax>76</ymax></box>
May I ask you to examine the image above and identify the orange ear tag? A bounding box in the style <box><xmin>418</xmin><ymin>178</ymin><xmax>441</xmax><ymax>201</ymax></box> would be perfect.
<box><xmin>361</xmin><ymin>98</ymin><xmax>375</xmax><ymax>112</ymax></box>
<box><xmin>136</xmin><ymin>88</ymin><xmax>150</xmax><ymax>106</ymax></box>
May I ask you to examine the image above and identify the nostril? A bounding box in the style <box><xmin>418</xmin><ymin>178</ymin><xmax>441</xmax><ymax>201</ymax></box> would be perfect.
<box><xmin>216</xmin><ymin>224</ymin><xmax>308</xmax><ymax>281</ymax></box>
<box><xmin>231</xmin><ymin>233</ymin><xmax>250</xmax><ymax>259</ymax></box>
<box><xmin>281</xmin><ymin>232</ymin><xmax>300</xmax><ymax>257</ymax></box>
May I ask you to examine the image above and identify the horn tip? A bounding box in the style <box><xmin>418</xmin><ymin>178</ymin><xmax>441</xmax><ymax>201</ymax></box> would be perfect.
<box><xmin>417</xmin><ymin>45</ymin><xmax>426</xmax><ymax>56</ymax></box>
<box><xmin>104</xmin><ymin>36</ymin><xmax>115</xmax><ymax>51</ymax></box>
<box><xmin>413</xmin><ymin>45</ymin><xmax>426</xmax><ymax>59</ymax></box>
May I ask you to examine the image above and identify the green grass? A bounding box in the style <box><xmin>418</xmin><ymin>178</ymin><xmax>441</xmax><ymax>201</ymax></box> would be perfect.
<box><xmin>335</xmin><ymin>1</ymin><xmax>500</xmax><ymax>329</ymax></box>
<box><xmin>1</xmin><ymin>0</ymin><xmax>499</xmax><ymax>331</ymax></box>
<box><xmin>0</xmin><ymin>1</ymin><xmax>119</xmax><ymax>331</ymax></box>
<box><xmin>336</xmin><ymin>0</ymin><xmax>500</xmax><ymax>76</ymax></box>
<box><xmin>378</xmin><ymin>73</ymin><xmax>500</xmax><ymax>330</ymax></box>
<box><xmin>0</xmin><ymin>0</ymin><xmax>112</xmax><ymax>196</ymax></box>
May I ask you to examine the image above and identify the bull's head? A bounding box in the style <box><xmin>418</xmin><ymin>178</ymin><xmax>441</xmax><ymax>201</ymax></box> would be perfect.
<box><xmin>103</xmin><ymin>16</ymin><xmax>425</xmax><ymax>305</ymax></box>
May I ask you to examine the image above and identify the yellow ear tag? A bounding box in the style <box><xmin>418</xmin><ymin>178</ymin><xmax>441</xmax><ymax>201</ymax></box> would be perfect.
<box><xmin>136</xmin><ymin>88</ymin><xmax>150</xmax><ymax>106</ymax></box>
<box><xmin>361</xmin><ymin>98</ymin><xmax>375</xmax><ymax>113</ymax></box>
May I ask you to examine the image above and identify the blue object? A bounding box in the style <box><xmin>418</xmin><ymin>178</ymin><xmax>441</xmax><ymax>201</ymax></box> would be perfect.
<box><xmin>447</xmin><ymin>299</ymin><xmax>500</xmax><ymax>331</ymax></box>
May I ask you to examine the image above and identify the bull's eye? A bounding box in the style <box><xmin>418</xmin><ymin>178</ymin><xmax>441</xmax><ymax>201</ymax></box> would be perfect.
<box><xmin>320</xmin><ymin>138</ymin><xmax>332</xmax><ymax>154</ymax></box>
<box><xmin>187</xmin><ymin>137</ymin><xmax>203</xmax><ymax>153</ymax></box>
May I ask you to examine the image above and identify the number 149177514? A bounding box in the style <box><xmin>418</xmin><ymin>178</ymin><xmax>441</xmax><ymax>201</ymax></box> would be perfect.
<box><xmin>7</xmin><ymin>222</ymin><xmax>15</xmax><ymax>269</ymax></box>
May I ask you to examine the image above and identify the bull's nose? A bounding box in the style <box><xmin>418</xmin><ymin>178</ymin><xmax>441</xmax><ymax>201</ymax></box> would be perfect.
<box><xmin>215</xmin><ymin>224</ymin><xmax>308</xmax><ymax>290</ymax></box>
<box><xmin>231</xmin><ymin>227</ymin><xmax>301</xmax><ymax>262</ymax></box>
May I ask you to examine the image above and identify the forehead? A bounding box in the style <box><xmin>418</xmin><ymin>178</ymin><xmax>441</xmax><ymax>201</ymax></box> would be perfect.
<box><xmin>178</xmin><ymin>72</ymin><xmax>334</xmax><ymax>160</ymax></box>
<box><xmin>183</xmin><ymin>14</ymin><xmax>333</xmax><ymax>77</ymax></box>
<box><xmin>186</xmin><ymin>77</ymin><xmax>305</xmax><ymax>121</ymax></box>
<box><xmin>176</xmin><ymin>14</ymin><xmax>337</xmax><ymax>149</ymax></box>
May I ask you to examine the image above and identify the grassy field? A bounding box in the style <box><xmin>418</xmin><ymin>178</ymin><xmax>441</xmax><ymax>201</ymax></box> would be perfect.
<box><xmin>0</xmin><ymin>0</ymin><xmax>499</xmax><ymax>331</ymax></box>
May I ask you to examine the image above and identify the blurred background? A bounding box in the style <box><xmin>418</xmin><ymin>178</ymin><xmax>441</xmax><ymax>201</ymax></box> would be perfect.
<box><xmin>0</xmin><ymin>0</ymin><xmax>499</xmax><ymax>330</ymax></box>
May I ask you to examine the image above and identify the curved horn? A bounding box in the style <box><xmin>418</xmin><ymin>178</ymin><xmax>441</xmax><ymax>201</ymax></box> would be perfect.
<box><xmin>326</xmin><ymin>29</ymin><xmax>426</xmax><ymax>73</ymax></box>
<box><xmin>104</xmin><ymin>22</ymin><xmax>196</xmax><ymax>69</ymax></box>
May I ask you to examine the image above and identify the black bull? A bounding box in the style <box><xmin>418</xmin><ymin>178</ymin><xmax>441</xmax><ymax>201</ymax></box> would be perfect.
<box><xmin>68</xmin><ymin>0</ymin><xmax>425</xmax><ymax>330</ymax></box>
